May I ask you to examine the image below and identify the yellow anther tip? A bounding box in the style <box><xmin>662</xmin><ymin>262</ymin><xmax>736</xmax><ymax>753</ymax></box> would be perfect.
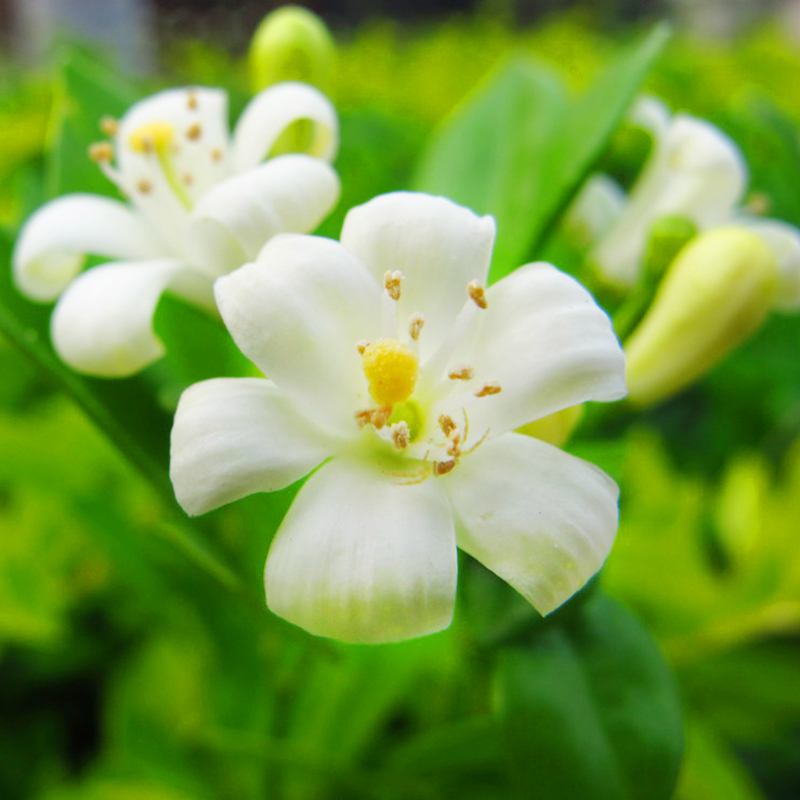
<box><xmin>362</xmin><ymin>339</ymin><xmax>419</xmax><ymax>407</ymax></box>
<box><xmin>129</xmin><ymin>121</ymin><xmax>176</xmax><ymax>154</ymax></box>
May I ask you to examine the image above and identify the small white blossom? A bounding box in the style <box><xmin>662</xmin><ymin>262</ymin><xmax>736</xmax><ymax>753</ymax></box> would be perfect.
<box><xmin>170</xmin><ymin>192</ymin><xmax>627</xmax><ymax>644</ymax></box>
<box><xmin>574</xmin><ymin>102</ymin><xmax>800</xmax><ymax>311</ymax></box>
<box><xmin>13</xmin><ymin>82</ymin><xmax>340</xmax><ymax>376</ymax></box>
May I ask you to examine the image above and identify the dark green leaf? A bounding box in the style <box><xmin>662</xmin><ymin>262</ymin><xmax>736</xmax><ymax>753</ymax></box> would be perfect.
<box><xmin>496</xmin><ymin>592</ymin><xmax>683</xmax><ymax>800</ymax></box>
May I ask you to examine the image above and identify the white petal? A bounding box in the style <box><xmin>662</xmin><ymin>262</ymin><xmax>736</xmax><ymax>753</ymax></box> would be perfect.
<box><xmin>117</xmin><ymin>86</ymin><xmax>231</xmax><ymax>196</ymax></box>
<box><xmin>50</xmin><ymin>259</ymin><xmax>188</xmax><ymax>377</ymax></box>
<box><xmin>449</xmin><ymin>262</ymin><xmax>626</xmax><ymax>436</ymax></box>
<box><xmin>592</xmin><ymin>114</ymin><xmax>747</xmax><ymax>287</ymax></box>
<box><xmin>628</xmin><ymin>94</ymin><xmax>671</xmax><ymax>137</ymax></box>
<box><xmin>12</xmin><ymin>194</ymin><xmax>163</xmax><ymax>301</ymax></box>
<box><xmin>184</xmin><ymin>155</ymin><xmax>340</xmax><ymax>279</ymax></box>
<box><xmin>446</xmin><ymin>432</ymin><xmax>619</xmax><ymax>615</ymax></box>
<box><xmin>232</xmin><ymin>81</ymin><xmax>338</xmax><ymax>172</ymax></box>
<box><xmin>170</xmin><ymin>378</ymin><xmax>332</xmax><ymax>516</ymax></box>
<box><xmin>340</xmin><ymin>192</ymin><xmax>496</xmax><ymax>357</ymax></box>
<box><xmin>735</xmin><ymin>218</ymin><xmax>800</xmax><ymax>311</ymax></box>
<box><xmin>565</xmin><ymin>175</ymin><xmax>626</xmax><ymax>247</ymax></box>
<box><xmin>265</xmin><ymin>458</ymin><xmax>457</xmax><ymax>643</ymax></box>
<box><xmin>215</xmin><ymin>234</ymin><xmax>381</xmax><ymax>433</ymax></box>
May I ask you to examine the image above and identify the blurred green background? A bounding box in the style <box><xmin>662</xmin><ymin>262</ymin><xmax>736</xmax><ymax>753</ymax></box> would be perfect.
<box><xmin>2</xmin><ymin>2</ymin><xmax>800</xmax><ymax>798</ymax></box>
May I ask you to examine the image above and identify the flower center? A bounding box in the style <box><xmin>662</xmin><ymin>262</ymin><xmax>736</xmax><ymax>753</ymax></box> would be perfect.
<box><xmin>361</xmin><ymin>338</ymin><xmax>419</xmax><ymax>407</ymax></box>
<box><xmin>129</xmin><ymin>121</ymin><xmax>176</xmax><ymax>155</ymax></box>
<box><xmin>127</xmin><ymin>121</ymin><xmax>192</xmax><ymax>210</ymax></box>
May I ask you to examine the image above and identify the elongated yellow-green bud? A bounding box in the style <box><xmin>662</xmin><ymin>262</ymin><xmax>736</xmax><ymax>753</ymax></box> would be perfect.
<box><xmin>625</xmin><ymin>227</ymin><xmax>777</xmax><ymax>407</ymax></box>
<box><xmin>249</xmin><ymin>6</ymin><xmax>336</xmax><ymax>93</ymax></box>
<box><xmin>518</xmin><ymin>405</ymin><xmax>584</xmax><ymax>447</ymax></box>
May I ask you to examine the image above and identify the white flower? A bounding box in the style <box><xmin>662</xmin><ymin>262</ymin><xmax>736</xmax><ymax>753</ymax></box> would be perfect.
<box><xmin>590</xmin><ymin>111</ymin><xmax>747</xmax><ymax>288</ymax></box>
<box><xmin>13</xmin><ymin>82</ymin><xmax>340</xmax><ymax>376</ymax></box>
<box><xmin>575</xmin><ymin>103</ymin><xmax>800</xmax><ymax>312</ymax></box>
<box><xmin>170</xmin><ymin>192</ymin><xmax>627</xmax><ymax>644</ymax></box>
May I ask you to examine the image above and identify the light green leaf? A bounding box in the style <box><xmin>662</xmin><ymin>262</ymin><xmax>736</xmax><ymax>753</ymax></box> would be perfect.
<box><xmin>413</xmin><ymin>25</ymin><xmax>670</xmax><ymax>282</ymax></box>
<box><xmin>496</xmin><ymin>592</ymin><xmax>683</xmax><ymax>800</ymax></box>
<box><xmin>0</xmin><ymin>231</ymin><xmax>238</xmax><ymax>591</ymax></box>
<box><xmin>46</xmin><ymin>48</ymin><xmax>140</xmax><ymax>198</ymax></box>
<box><xmin>413</xmin><ymin>56</ymin><xmax>566</xmax><ymax>279</ymax></box>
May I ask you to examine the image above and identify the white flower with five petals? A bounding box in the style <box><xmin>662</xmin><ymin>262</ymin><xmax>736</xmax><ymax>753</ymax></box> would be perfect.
<box><xmin>170</xmin><ymin>192</ymin><xmax>627</xmax><ymax>644</ymax></box>
<box><xmin>13</xmin><ymin>82</ymin><xmax>340</xmax><ymax>376</ymax></box>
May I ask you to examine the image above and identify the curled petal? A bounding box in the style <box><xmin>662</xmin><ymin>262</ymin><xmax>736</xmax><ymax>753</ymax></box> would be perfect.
<box><xmin>736</xmin><ymin>218</ymin><xmax>800</xmax><ymax>311</ymax></box>
<box><xmin>215</xmin><ymin>234</ymin><xmax>381</xmax><ymax>434</ymax></box>
<box><xmin>340</xmin><ymin>192</ymin><xmax>496</xmax><ymax>357</ymax></box>
<box><xmin>628</xmin><ymin>94</ymin><xmax>671</xmax><ymax>137</ymax></box>
<box><xmin>446</xmin><ymin>433</ymin><xmax>619</xmax><ymax>615</ymax></box>
<box><xmin>170</xmin><ymin>378</ymin><xmax>332</xmax><ymax>516</ymax></box>
<box><xmin>51</xmin><ymin>259</ymin><xmax>189</xmax><ymax>377</ymax></box>
<box><xmin>451</xmin><ymin>262</ymin><xmax>626</xmax><ymax>437</ymax></box>
<box><xmin>265</xmin><ymin>459</ymin><xmax>457</xmax><ymax>643</ymax></box>
<box><xmin>232</xmin><ymin>81</ymin><xmax>338</xmax><ymax>171</ymax></box>
<box><xmin>12</xmin><ymin>195</ymin><xmax>162</xmax><ymax>302</ymax></box>
<box><xmin>184</xmin><ymin>155</ymin><xmax>340</xmax><ymax>278</ymax></box>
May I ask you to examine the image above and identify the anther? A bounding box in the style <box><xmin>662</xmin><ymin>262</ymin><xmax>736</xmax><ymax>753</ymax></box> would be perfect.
<box><xmin>88</xmin><ymin>142</ymin><xmax>113</xmax><ymax>162</ymax></box>
<box><xmin>448</xmin><ymin>365</ymin><xmax>474</xmax><ymax>381</ymax></box>
<box><xmin>392</xmin><ymin>422</ymin><xmax>410</xmax><ymax>450</ymax></box>
<box><xmin>408</xmin><ymin>313</ymin><xmax>425</xmax><ymax>340</ymax></box>
<box><xmin>439</xmin><ymin>415</ymin><xmax>456</xmax><ymax>436</ymax></box>
<box><xmin>433</xmin><ymin>459</ymin><xmax>456</xmax><ymax>477</ymax></box>
<box><xmin>137</xmin><ymin>178</ymin><xmax>153</xmax><ymax>194</ymax></box>
<box><xmin>356</xmin><ymin>340</ymin><xmax>370</xmax><ymax>355</ymax></box>
<box><xmin>187</xmin><ymin>89</ymin><xmax>198</xmax><ymax>110</ymax></box>
<box><xmin>99</xmin><ymin>116</ymin><xmax>118</xmax><ymax>136</ymax></box>
<box><xmin>383</xmin><ymin>270</ymin><xmax>403</xmax><ymax>301</ymax></box>
<box><xmin>475</xmin><ymin>381</ymin><xmax>501</xmax><ymax>397</ymax></box>
<box><xmin>186</xmin><ymin>122</ymin><xmax>202</xmax><ymax>141</ymax></box>
<box><xmin>467</xmin><ymin>280</ymin><xmax>488</xmax><ymax>309</ymax></box>
<box><xmin>355</xmin><ymin>410</ymin><xmax>372</xmax><ymax>428</ymax></box>
<box><xmin>183</xmin><ymin>173</ymin><xmax>194</xmax><ymax>186</ymax></box>
<box><xmin>211</xmin><ymin>148</ymin><xmax>223</xmax><ymax>162</ymax></box>
<box><xmin>371</xmin><ymin>406</ymin><xmax>392</xmax><ymax>430</ymax></box>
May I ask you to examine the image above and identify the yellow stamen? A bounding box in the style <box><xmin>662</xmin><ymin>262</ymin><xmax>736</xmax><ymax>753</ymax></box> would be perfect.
<box><xmin>186</xmin><ymin>122</ymin><xmax>202</xmax><ymax>141</ymax></box>
<box><xmin>468</xmin><ymin>280</ymin><xmax>488</xmax><ymax>309</ymax></box>
<box><xmin>362</xmin><ymin>338</ymin><xmax>419</xmax><ymax>407</ymax></box>
<box><xmin>475</xmin><ymin>381</ymin><xmax>501</xmax><ymax>398</ymax></box>
<box><xmin>100</xmin><ymin>116</ymin><xmax>119</xmax><ymax>136</ymax></box>
<box><xmin>88</xmin><ymin>142</ymin><xmax>113</xmax><ymax>162</ymax></box>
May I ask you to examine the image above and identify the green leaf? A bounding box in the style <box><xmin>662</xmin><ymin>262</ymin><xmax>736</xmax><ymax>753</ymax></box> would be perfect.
<box><xmin>675</xmin><ymin>719</ymin><xmax>766</xmax><ymax>800</ymax></box>
<box><xmin>152</xmin><ymin>295</ymin><xmax>254</xmax><ymax>411</ymax></box>
<box><xmin>46</xmin><ymin>47</ymin><xmax>141</xmax><ymax>198</ymax></box>
<box><xmin>496</xmin><ymin>592</ymin><xmax>683</xmax><ymax>800</ymax></box>
<box><xmin>413</xmin><ymin>56</ymin><xmax>566</xmax><ymax>279</ymax></box>
<box><xmin>413</xmin><ymin>25</ymin><xmax>670</xmax><ymax>282</ymax></box>
<box><xmin>0</xmin><ymin>231</ymin><xmax>238</xmax><ymax>591</ymax></box>
<box><xmin>528</xmin><ymin>24</ymin><xmax>671</xmax><ymax>267</ymax></box>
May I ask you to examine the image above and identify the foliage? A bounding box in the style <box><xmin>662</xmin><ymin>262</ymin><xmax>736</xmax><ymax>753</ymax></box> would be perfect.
<box><xmin>2</xmin><ymin>9</ymin><xmax>800</xmax><ymax>800</ymax></box>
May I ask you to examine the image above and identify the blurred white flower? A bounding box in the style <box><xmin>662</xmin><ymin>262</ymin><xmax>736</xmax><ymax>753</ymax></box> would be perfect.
<box><xmin>590</xmin><ymin>111</ymin><xmax>747</xmax><ymax>287</ymax></box>
<box><xmin>170</xmin><ymin>192</ymin><xmax>627</xmax><ymax>644</ymax></box>
<box><xmin>13</xmin><ymin>82</ymin><xmax>340</xmax><ymax>376</ymax></box>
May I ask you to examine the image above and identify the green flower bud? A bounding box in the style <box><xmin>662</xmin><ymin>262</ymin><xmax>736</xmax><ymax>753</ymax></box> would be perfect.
<box><xmin>249</xmin><ymin>6</ymin><xmax>336</xmax><ymax>94</ymax></box>
<box><xmin>625</xmin><ymin>227</ymin><xmax>778</xmax><ymax>407</ymax></box>
<box><xmin>597</xmin><ymin>123</ymin><xmax>654</xmax><ymax>188</ymax></box>
<box><xmin>517</xmin><ymin>405</ymin><xmax>584</xmax><ymax>448</ymax></box>
<box><xmin>642</xmin><ymin>215</ymin><xmax>698</xmax><ymax>282</ymax></box>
